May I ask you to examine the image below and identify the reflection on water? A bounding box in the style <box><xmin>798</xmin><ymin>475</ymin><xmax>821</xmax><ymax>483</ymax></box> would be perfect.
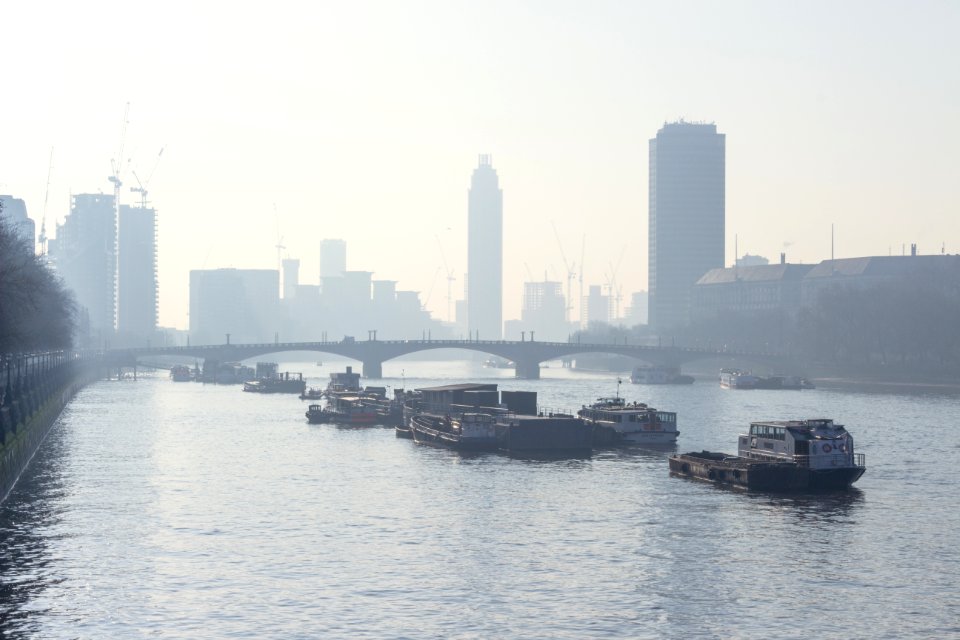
<box><xmin>1</xmin><ymin>361</ymin><xmax>958</xmax><ymax>638</ymax></box>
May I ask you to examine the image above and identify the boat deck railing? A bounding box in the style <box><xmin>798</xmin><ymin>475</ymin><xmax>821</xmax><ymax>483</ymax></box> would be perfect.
<box><xmin>743</xmin><ymin>451</ymin><xmax>867</xmax><ymax>469</ymax></box>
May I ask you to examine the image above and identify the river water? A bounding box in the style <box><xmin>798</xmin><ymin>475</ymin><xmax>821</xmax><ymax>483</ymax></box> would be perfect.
<box><xmin>1</xmin><ymin>358</ymin><xmax>959</xmax><ymax>639</ymax></box>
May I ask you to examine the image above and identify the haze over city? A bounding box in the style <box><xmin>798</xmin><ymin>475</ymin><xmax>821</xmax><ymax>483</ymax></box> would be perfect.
<box><xmin>3</xmin><ymin>0</ymin><xmax>958</xmax><ymax>330</ymax></box>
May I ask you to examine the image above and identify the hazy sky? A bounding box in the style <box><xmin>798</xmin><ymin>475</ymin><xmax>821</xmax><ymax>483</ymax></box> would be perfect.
<box><xmin>3</xmin><ymin>0</ymin><xmax>958</xmax><ymax>330</ymax></box>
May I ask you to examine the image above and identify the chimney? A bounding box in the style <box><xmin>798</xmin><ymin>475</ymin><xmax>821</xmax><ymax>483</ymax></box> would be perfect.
<box><xmin>910</xmin><ymin>243</ymin><xmax>917</xmax><ymax>257</ymax></box>
<box><xmin>780</xmin><ymin>252</ymin><xmax>786</xmax><ymax>265</ymax></box>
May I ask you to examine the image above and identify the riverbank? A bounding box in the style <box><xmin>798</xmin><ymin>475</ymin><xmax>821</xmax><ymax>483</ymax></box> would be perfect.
<box><xmin>1</xmin><ymin>358</ymin><xmax>99</xmax><ymax>503</ymax></box>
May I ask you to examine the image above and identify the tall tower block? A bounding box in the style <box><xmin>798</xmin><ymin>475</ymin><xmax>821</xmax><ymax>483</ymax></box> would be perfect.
<box><xmin>648</xmin><ymin>122</ymin><xmax>725</xmax><ymax>330</ymax></box>
<box><xmin>467</xmin><ymin>154</ymin><xmax>503</xmax><ymax>339</ymax></box>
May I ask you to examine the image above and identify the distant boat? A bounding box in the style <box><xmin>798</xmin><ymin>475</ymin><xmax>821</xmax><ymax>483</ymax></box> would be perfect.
<box><xmin>630</xmin><ymin>365</ymin><xmax>694</xmax><ymax>385</ymax></box>
<box><xmin>578</xmin><ymin>397</ymin><xmax>678</xmax><ymax>446</ymax></box>
<box><xmin>170</xmin><ymin>364</ymin><xmax>193</xmax><ymax>382</ymax></box>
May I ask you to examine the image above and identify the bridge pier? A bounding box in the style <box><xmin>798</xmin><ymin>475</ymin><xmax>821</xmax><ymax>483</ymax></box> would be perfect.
<box><xmin>514</xmin><ymin>360</ymin><xmax>541</xmax><ymax>380</ymax></box>
<box><xmin>362</xmin><ymin>360</ymin><xmax>383</xmax><ymax>379</ymax></box>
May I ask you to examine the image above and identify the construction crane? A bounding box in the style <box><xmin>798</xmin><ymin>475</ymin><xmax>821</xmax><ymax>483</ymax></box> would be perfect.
<box><xmin>39</xmin><ymin>147</ymin><xmax>53</xmax><ymax>255</ymax></box>
<box><xmin>273</xmin><ymin>203</ymin><xmax>286</xmax><ymax>272</ymax></box>
<box><xmin>435</xmin><ymin>235</ymin><xmax>456</xmax><ymax>322</ymax></box>
<box><xmin>551</xmin><ymin>221</ymin><xmax>577</xmax><ymax>324</ymax></box>
<box><xmin>129</xmin><ymin>146</ymin><xmax>164</xmax><ymax>208</ymax></box>
<box><xmin>108</xmin><ymin>102</ymin><xmax>130</xmax><ymax>209</ymax></box>
<box><xmin>578</xmin><ymin>235</ymin><xmax>585</xmax><ymax>328</ymax></box>
<box><xmin>604</xmin><ymin>246</ymin><xmax>627</xmax><ymax>322</ymax></box>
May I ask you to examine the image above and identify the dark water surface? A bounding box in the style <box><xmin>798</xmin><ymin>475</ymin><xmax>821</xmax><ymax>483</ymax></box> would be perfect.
<box><xmin>2</xmin><ymin>360</ymin><xmax>959</xmax><ymax>639</ymax></box>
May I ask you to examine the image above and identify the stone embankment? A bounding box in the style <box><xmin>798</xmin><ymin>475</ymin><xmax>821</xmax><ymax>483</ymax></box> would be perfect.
<box><xmin>1</xmin><ymin>352</ymin><xmax>100</xmax><ymax>502</ymax></box>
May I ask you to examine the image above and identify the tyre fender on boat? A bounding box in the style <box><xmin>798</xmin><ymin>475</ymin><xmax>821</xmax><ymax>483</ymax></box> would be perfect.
<box><xmin>823</xmin><ymin>443</ymin><xmax>833</xmax><ymax>453</ymax></box>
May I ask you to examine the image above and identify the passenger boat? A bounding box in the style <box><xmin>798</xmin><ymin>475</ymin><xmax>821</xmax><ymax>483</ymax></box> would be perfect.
<box><xmin>669</xmin><ymin>418</ymin><xmax>866</xmax><ymax>492</ymax></box>
<box><xmin>577</xmin><ymin>397</ymin><xmax>678</xmax><ymax>446</ymax></box>
<box><xmin>410</xmin><ymin>412</ymin><xmax>499</xmax><ymax>451</ymax></box>
<box><xmin>720</xmin><ymin>368</ymin><xmax>814</xmax><ymax>390</ymax></box>
<box><xmin>719</xmin><ymin>368</ymin><xmax>760</xmax><ymax>389</ymax></box>
<box><xmin>243</xmin><ymin>369</ymin><xmax>306</xmax><ymax>394</ymax></box>
<box><xmin>630</xmin><ymin>365</ymin><xmax>694</xmax><ymax>385</ymax></box>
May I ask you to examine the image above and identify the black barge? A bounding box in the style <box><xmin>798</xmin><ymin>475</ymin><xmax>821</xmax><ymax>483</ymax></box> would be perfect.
<box><xmin>670</xmin><ymin>418</ymin><xmax>866</xmax><ymax>492</ymax></box>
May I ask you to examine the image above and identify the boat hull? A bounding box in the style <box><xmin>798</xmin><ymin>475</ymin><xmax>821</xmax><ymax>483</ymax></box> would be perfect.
<box><xmin>410</xmin><ymin>416</ymin><xmax>498</xmax><ymax>452</ymax></box>
<box><xmin>669</xmin><ymin>451</ymin><xmax>865</xmax><ymax>492</ymax></box>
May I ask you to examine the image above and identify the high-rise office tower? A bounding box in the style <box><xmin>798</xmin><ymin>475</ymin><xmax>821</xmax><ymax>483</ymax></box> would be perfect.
<box><xmin>467</xmin><ymin>154</ymin><xmax>503</xmax><ymax>339</ymax></box>
<box><xmin>648</xmin><ymin>121</ymin><xmax>725</xmax><ymax>330</ymax></box>
<box><xmin>117</xmin><ymin>204</ymin><xmax>158</xmax><ymax>342</ymax></box>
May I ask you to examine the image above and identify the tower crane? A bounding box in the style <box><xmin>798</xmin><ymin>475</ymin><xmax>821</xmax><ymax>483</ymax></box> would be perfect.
<box><xmin>578</xmin><ymin>235</ymin><xmax>585</xmax><ymax>328</ymax></box>
<box><xmin>39</xmin><ymin>147</ymin><xmax>53</xmax><ymax>255</ymax></box>
<box><xmin>273</xmin><ymin>203</ymin><xmax>286</xmax><ymax>272</ymax></box>
<box><xmin>129</xmin><ymin>146</ymin><xmax>164</xmax><ymax>208</ymax></box>
<box><xmin>108</xmin><ymin>102</ymin><xmax>130</xmax><ymax>208</ymax></box>
<box><xmin>604</xmin><ymin>246</ymin><xmax>627</xmax><ymax>322</ymax></box>
<box><xmin>551</xmin><ymin>221</ymin><xmax>577</xmax><ymax>324</ymax></box>
<box><xmin>435</xmin><ymin>235</ymin><xmax>456</xmax><ymax>322</ymax></box>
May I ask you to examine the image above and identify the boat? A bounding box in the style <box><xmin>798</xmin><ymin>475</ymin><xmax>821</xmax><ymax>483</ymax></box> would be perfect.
<box><xmin>304</xmin><ymin>397</ymin><xmax>379</xmax><ymax>425</ymax></box>
<box><xmin>170</xmin><ymin>364</ymin><xmax>193</xmax><ymax>382</ymax></box>
<box><xmin>326</xmin><ymin>366</ymin><xmax>362</xmax><ymax>393</ymax></box>
<box><xmin>300</xmin><ymin>387</ymin><xmax>324</xmax><ymax>400</ymax></box>
<box><xmin>214</xmin><ymin>362</ymin><xmax>256</xmax><ymax>384</ymax></box>
<box><xmin>410</xmin><ymin>412</ymin><xmax>499</xmax><ymax>451</ymax></box>
<box><xmin>719</xmin><ymin>368</ymin><xmax>760</xmax><ymax>389</ymax></box>
<box><xmin>630</xmin><ymin>365</ymin><xmax>694</xmax><ymax>385</ymax></box>
<box><xmin>242</xmin><ymin>363</ymin><xmax>306</xmax><ymax>394</ymax></box>
<box><xmin>754</xmin><ymin>375</ymin><xmax>816</xmax><ymax>390</ymax></box>
<box><xmin>720</xmin><ymin>368</ymin><xmax>814</xmax><ymax>390</ymax></box>
<box><xmin>669</xmin><ymin>418</ymin><xmax>866</xmax><ymax>492</ymax></box>
<box><xmin>482</xmin><ymin>357</ymin><xmax>513</xmax><ymax>369</ymax></box>
<box><xmin>577</xmin><ymin>397</ymin><xmax>678</xmax><ymax>446</ymax></box>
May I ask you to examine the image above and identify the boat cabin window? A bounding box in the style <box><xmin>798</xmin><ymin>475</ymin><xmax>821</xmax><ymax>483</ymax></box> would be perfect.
<box><xmin>749</xmin><ymin>425</ymin><xmax>785</xmax><ymax>440</ymax></box>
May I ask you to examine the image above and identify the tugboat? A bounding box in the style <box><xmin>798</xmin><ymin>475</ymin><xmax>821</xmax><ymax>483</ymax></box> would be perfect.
<box><xmin>578</xmin><ymin>396</ymin><xmax>678</xmax><ymax>446</ymax></box>
<box><xmin>410</xmin><ymin>412</ymin><xmax>499</xmax><ymax>451</ymax></box>
<box><xmin>670</xmin><ymin>418</ymin><xmax>866</xmax><ymax>491</ymax></box>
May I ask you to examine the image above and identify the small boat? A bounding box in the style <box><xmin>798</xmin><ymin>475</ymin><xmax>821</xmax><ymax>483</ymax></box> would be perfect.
<box><xmin>300</xmin><ymin>387</ymin><xmax>324</xmax><ymax>400</ymax></box>
<box><xmin>578</xmin><ymin>397</ymin><xmax>679</xmax><ymax>446</ymax></box>
<box><xmin>630</xmin><ymin>365</ymin><xmax>694</xmax><ymax>385</ymax></box>
<box><xmin>304</xmin><ymin>401</ymin><xmax>379</xmax><ymax>425</ymax></box>
<box><xmin>670</xmin><ymin>418</ymin><xmax>866</xmax><ymax>492</ymax></box>
<box><xmin>170</xmin><ymin>364</ymin><xmax>193</xmax><ymax>382</ymax></box>
<box><xmin>410</xmin><ymin>412</ymin><xmax>499</xmax><ymax>451</ymax></box>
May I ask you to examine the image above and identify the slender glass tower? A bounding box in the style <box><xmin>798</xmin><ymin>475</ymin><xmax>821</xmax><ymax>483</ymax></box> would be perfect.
<box><xmin>467</xmin><ymin>155</ymin><xmax>503</xmax><ymax>339</ymax></box>
<box><xmin>648</xmin><ymin>122</ymin><xmax>725</xmax><ymax>331</ymax></box>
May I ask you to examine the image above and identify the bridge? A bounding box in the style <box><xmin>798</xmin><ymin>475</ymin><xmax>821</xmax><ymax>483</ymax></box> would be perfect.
<box><xmin>108</xmin><ymin>339</ymin><xmax>789</xmax><ymax>380</ymax></box>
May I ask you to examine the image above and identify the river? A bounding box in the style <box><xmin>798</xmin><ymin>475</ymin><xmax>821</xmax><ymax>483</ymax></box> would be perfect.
<box><xmin>1</xmin><ymin>358</ymin><xmax>959</xmax><ymax>639</ymax></box>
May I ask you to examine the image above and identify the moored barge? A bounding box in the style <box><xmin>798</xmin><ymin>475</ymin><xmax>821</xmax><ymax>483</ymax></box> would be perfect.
<box><xmin>670</xmin><ymin>418</ymin><xmax>866</xmax><ymax>491</ymax></box>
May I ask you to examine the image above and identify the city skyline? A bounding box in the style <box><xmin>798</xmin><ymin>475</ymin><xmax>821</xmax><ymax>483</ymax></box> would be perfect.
<box><xmin>2</xmin><ymin>2</ymin><xmax>958</xmax><ymax>330</ymax></box>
